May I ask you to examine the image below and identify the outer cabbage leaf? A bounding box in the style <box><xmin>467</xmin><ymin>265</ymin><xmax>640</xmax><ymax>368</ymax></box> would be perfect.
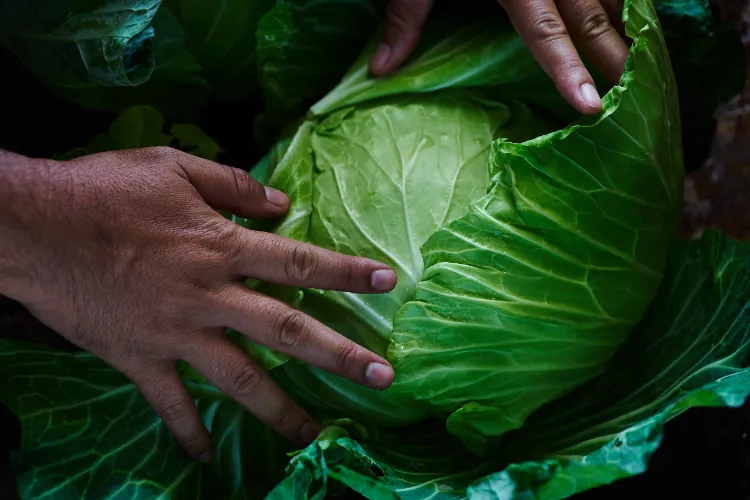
<box><xmin>267</xmin><ymin>422</ymin><xmax>482</xmax><ymax>500</ymax></box>
<box><xmin>170</xmin><ymin>124</ymin><xmax>223</xmax><ymax>161</ymax></box>
<box><xmin>56</xmin><ymin>7</ymin><xmax>210</xmax><ymax>120</ymax></box>
<box><xmin>248</xmin><ymin>137</ymin><xmax>293</xmax><ymax>187</ymax></box>
<box><xmin>0</xmin><ymin>340</ymin><xmax>292</xmax><ymax>500</ymax></box>
<box><xmin>387</xmin><ymin>0</ymin><xmax>684</xmax><ymax>451</ymax></box>
<box><xmin>256</xmin><ymin>0</ymin><xmax>383</xmax><ymax>114</ymax></box>
<box><xmin>268</xmin><ymin>229</ymin><xmax>750</xmax><ymax>500</ymax></box>
<box><xmin>3</xmin><ymin>228</ymin><xmax>749</xmax><ymax>500</ymax></box>
<box><xmin>52</xmin><ymin>105</ymin><xmax>222</xmax><ymax>162</ymax></box>
<box><xmin>0</xmin><ymin>0</ymin><xmax>161</xmax><ymax>88</ymax></box>
<box><xmin>472</xmin><ymin>229</ymin><xmax>750</xmax><ymax>498</ymax></box>
<box><xmin>308</xmin><ymin>24</ymin><xmax>568</xmax><ymax>120</ymax></box>
<box><xmin>252</xmin><ymin>0</ymin><xmax>385</xmax><ymax>148</ymax></box>
<box><xmin>0</xmin><ymin>2</ymin><xmax>210</xmax><ymax>120</ymax></box>
<box><xmin>503</xmin><ymin>231</ymin><xmax>750</xmax><ymax>457</ymax></box>
<box><xmin>163</xmin><ymin>0</ymin><xmax>275</xmax><ymax>102</ymax></box>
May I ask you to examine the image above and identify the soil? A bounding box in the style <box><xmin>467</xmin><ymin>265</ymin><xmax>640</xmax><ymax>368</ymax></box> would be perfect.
<box><xmin>2</xmin><ymin>1</ymin><xmax>750</xmax><ymax>498</ymax></box>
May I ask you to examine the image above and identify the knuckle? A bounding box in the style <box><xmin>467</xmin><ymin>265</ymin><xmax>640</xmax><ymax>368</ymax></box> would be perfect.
<box><xmin>273</xmin><ymin>309</ymin><xmax>310</xmax><ymax>350</ymax></box>
<box><xmin>578</xmin><ymin>10</ymin><xmax>613</xmax><ymax>41</ymax></box>
<box><xmin>531</xmin><ymin>13</ymin><xmax>569</xmax><ymax>43</ymax></box>
<box><xmin>333</xmin><ymin>343</ymin><xmax>360</xmax><ymax>374</ymax></box>
<box><xmin>181</xmin><ymin>218</ymin><xmax>240</xmax><ymax>287</ymax></box>
<box><xmin>155</xmin><ymin>392</ymin><xmax>187</xmax><ymax>422</ymax></box>
<box><xmin>557</xmin><ymin>57</ymin><xmax>586</xmax><ymax>73</ymax></box>
<box><xmin>227</xmin><ymin>363</ymin><xmax>264</xmax><ymax>397</ymax></box>
<box><xmin>269</xmin><ymin>406</ymin><xmax>294</xmax><ymax>430</ymax></box>
<box><xmin>341</xmin><ymin>259</ymin><xmax>357</xmax><ymax>289</ymax></box>
<box><xmin>207</xmin><ymin>216</ymin><xmax>239</xmax><ymax>248</ymax></box>
<box><xmin>559</xmin><ymin>56</ymin><xmax>587</xmax><ymax>76</ymax></box>
<box><xmin>285</xmin><ymin>244</ymin><xmax>319</xmax><ymax>283</ymax></box>
<box><xmin>228</xmin><ymin>166</ymin><xmax>260</xmax><ymax>201</ymax></box>
<box><xmin>205</xmin><ymin>217</ymin><xmax>242</xmax><ymax>261</ymax></box>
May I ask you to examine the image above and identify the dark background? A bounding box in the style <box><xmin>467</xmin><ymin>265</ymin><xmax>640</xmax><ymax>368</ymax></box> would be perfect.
<box><xmin>3</xmin><ymin>1</ymin><xmax>750</xmax><ymax>498</ymax></box>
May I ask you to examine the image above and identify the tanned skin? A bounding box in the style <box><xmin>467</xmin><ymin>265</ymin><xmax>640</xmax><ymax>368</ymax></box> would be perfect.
<box><xmin>0</xmin><ymin>147</ymin><xmax>397</xmax><ymax>463</ymax></box>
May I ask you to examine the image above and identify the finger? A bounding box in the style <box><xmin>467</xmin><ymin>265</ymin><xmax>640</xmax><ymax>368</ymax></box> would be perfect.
<box><xmin>167</xmin><ymin>148</ymin><xmax>290</xmax><ymax>219</ymax></box>
<box><xmin>218</xmin><ymin>286</ymin><xmax>395</xmax><ymax>391</ymax></box>
<box><xmin>232</xmin><ymin>229</ymin><xmax>398</xmax><ymax>293</ymax></box>
<box><xmin>499</xmin><ymin>0</ymin><xmax>602</xmax><ymax>114</ymax></box>
<box><xmin>129</xmin><ymin>363</ymin><xmax>214</xmax><ymax>463</ymax></box>
<box><xmin>184</xmin><ymin>335</ymin><xmax>321</xmax><ymax>446</ymax></box>
<box><xmin>557</xmin><ymin>0</ymin><xmax>629</xmax><ymax>85</ymax></box>
<box><xmin>370</xmin><ymin>0</ymin><xmax>434</xmax><ymax>77</ymax></box>
<box><xmin>600</xmin><ymin>0</ymin><xmax>626</xmax><ymax>36</ymax></box>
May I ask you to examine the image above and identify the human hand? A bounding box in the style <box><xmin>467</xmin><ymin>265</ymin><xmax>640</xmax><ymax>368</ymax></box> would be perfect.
<box><xmin>0</xmin><ymin>147</ymin><xmax>398</xmax><ymax>463</ymax></box>
<box><xmin>370</xmin><ymin>0</ymin><xmax>629</xmax><ymax>115</ymax></box>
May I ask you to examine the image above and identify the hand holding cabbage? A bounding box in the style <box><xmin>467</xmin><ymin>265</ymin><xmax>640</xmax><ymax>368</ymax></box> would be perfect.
<box><xmin>0</xmin><ymin>147</ymin><xmax>397</xmax><ymax>462</ymax></box>
<box><xmin>373</xmin><ymin>0</ymin><xmax>629</xmax><ymax>114</ymax></box>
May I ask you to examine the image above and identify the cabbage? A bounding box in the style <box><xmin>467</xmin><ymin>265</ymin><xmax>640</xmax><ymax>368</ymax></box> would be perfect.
<box><xmin>245</xmin><ymin>0</ymin><xmax>684</xmax><ymax>453</ymax></box>
<box><xmin>2</xmin><ymin>0</ymin><xmax>749</xmax><ymax>499</ymax></box>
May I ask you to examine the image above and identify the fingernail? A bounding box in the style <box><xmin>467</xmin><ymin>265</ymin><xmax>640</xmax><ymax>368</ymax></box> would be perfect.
<box><xmin>371</xmin><ymin>44</ymin><xmax>391</xmax><ymax>75</ymax></box>
<box><xmin>196</xmin><ymin>450</ymin><xmax>214</xmax><ymax>464</ymax></box>
<box><xmin>580</xmin><ymin>83</ymin><xmax>601</xmax><ymax>109</ymax></box>
<box><xmin>365</xmin><ymin>362</ymin><xmax>394</xmax><ymax>389</ymax></box>
<box><xmin>264</xmin><ymin>186</ymin><xmax>289</xmax><ymax>207</ymax></box>
<box><xmin>370</xmin><ymin>269</ymin><xmax>397</xmax><ymax>291</ymax></box>
<box><xmin>299</xmin><ymin>421</ymin><xmax>320</xmax><ymax>444</ymax></box>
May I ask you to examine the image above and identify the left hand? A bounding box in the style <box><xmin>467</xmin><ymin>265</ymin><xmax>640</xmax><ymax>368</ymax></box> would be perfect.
<box><xmin>0</xmin><ymin>147</ymin><xmax>398</xmax><ymax>462</ymax></box>
<box><xmin>369</xmin><ymin>0</ymin><xmax>629</xmax><ymax>115</ymax></box>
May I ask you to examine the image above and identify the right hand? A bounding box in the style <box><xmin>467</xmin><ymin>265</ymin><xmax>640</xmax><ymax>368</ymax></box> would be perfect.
<box><xmin>0</xmin><ymin>147</ymin><xmax>398</xmax><ymax>463</ymax></box>
<box><xmin>370</xmin><ymin>0</ymin><xmax>629</xmax><ymax>115</ymax></box>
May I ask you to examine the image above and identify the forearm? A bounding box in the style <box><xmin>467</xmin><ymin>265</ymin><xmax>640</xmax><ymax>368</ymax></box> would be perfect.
<box><xmin>0</xmin><ymin>149</ymin><xmax>54</xmax><ymax>300</ymax></box>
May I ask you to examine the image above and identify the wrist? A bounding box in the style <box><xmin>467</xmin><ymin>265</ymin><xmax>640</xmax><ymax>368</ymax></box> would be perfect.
<box><xmin>0</xmin><ymin>150</ymin><xmax>58</xmax><ymax>301</ymax></box>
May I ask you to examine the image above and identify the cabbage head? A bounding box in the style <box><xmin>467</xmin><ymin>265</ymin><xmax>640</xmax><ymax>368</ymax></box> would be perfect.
<box><xmin>244</xmin><ymin>0</ymin><xmax>684</xmax><ymax>454</ymax></box>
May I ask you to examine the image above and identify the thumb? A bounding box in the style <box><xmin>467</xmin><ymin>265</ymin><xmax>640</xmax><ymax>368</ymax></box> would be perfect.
<box><xmin>171</xmin><ymin>149</ymin><xmax>290</xmax><ymax>220</ymax></box>
<box><xmin>370</xmin><ymin>0</ymin><xmax>433</xmax><ymax>77</ymax></box>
